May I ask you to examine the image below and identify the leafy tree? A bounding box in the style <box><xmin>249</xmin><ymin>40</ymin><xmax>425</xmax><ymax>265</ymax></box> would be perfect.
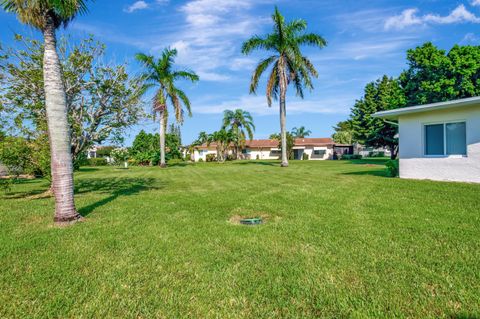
<box><xmin>111</xmin><ymin>147</ymin><xmax>129</xmax><ymax>168</ymax></box>
<box><xmin>222</xmin><ymin>109</ymin><xmax>255</xmax><ymax>159</ymax></box>
<box><xmin>95</xmin><ymin>146</ymin><xmax>115</xmax><ymax>158</ymax></box>
<box><xmin>136</xmin><ymin>48</ymin><xmax>199</xmax><ymax>167</ymax></box>
<box><xmin>1</xmin><ymin>0</ymin><xmax>91</xmax><ymax>224</ymax></box>
<box><xmin>332</xmin><ymin>120</ymin><xmax>354</xmax><ymax>144</ymax></box>
<box><xmin>130</xmin><ymin>130</ymin><xmax>181</xmax><ymax>165</ymax></box>
<box><xmin>270</xmin><ymin>132</ymin><xmax>295</xmax><ymax>160</ymax></box>
<box><xmin>291</xmin><ymin>126</ymin><xmax>311</xmax><ymax>138</ymax></box>
<box><xmin>0</xmin><ymin>35</ymin><xmax>145</xmax><ymax>168</ymax></box>
<box><xmin>242</xmin><ymin>7</ymin><xmax>326</xmax><ymax>167</ymax></box>
<box><xmin>400</xmin><ymin>42</ymin><xmax>480</xmax><ymax>106</ymax></box>
<box><xmin>350</xmin><ymin>76</ymin><xmax>405</xmax><ymax>159</ymax></box>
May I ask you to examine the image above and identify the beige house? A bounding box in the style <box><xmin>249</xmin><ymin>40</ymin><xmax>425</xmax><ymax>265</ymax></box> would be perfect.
<box><xmin>193</xmin><ymin>138</ymin><xmax>352</xmax><ymax>162</ymax></box>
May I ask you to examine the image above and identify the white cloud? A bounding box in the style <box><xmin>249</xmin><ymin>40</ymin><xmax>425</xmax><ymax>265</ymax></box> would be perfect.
<box><xmin>385</xmin><ymin>5</ymin><xmax>480</xmax><ymax>30</ymax></box>
<box><xmin>471</xmin><ymin>0</ymin><xmax>480</xmax><ymax>7</ymax></box>
<box><xmin>152</xmin><ymin>0</ymin><xmax>272</xmax><ymax>82</ymax></box>
<box><xmin>124</xmin><ymin>1</ymin><xmax>149</xmax><ymax>13</ymax></box>
<box><xmin>461</xmin><ymin>32</ymin><xmax>480</xmax><ymax>43</ymax></box>
<box><xmin>192</xmin><ymin>95</ymin><xmax>353</xmax><ymax>115</ymax></box>
<box><xmin>385</xmin><ymin>8</ymin><xmax>423</xmax><ymax>30</ymax></box>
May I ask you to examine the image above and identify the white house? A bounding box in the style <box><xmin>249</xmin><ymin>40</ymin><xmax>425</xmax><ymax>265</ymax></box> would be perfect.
<box><xmin>193</xmin><ymin>138</ymin><xmax>353</xmax><ymax>162</ymax></box>
<box><xmin>374</xmin><ymin>96</ymin><xmax>480</xmax><ymax>183</ymax></box>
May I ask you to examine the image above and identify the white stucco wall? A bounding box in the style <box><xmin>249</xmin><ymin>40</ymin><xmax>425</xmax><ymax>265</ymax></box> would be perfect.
<box><xmin>193</xmin><ymin>149</ymin><xmax>217</xmax><ymax>162</ymax></box>
<box><xmin>302</xmin><ymin>147</ymin><xmax>333</xmax><ymax>160</ymax></box>
<box><xmin>398</xmin><ymin>104</ymin><xmax>480</xmax><ymax>183</ymax></box>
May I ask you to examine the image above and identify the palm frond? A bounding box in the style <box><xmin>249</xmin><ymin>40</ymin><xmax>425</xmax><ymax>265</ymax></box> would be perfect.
<box><xmin>249</xmin><ymin>55</ymin><xmax>277</xmax><ymax>94</ymax></box>
<box><xmin>266</xmin><ymin>61</ymin><xmax>279</xmax><ymax>106</ymax></box>
<box><xmin>295</xmin><ymin>33</ymin><xmax>327</xmax><ymax>48</ymax></box>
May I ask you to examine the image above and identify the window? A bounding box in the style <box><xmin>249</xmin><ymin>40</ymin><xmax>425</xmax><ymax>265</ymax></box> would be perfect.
<box><xmin>313</xmin><ymin>150</ymin><xmax>326</xmax><ymax>156</ymax></box>
<box><xmin>424</xmin><ymin>122</ymin><xmax>466</xmax><ymax>156</ymax></box>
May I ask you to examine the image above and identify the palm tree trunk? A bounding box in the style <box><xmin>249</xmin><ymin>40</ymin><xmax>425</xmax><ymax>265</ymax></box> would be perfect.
<box><xmin>159</xmin><ymin>110</ymin><xmax>167</xmax><ymax>167</ymax></box>
<box><xmin>279</xmin><ymin>58</ymin><xmax>288</xmax><ymax>167</ymax></box>
<box><xmin>43</xmin><ymin>15</ymin><xmax>81</xmax><ymax>224</ymax></box>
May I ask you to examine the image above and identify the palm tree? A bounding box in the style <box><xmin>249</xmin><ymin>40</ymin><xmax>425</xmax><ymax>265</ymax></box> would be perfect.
<box><xmin>1</xmin><ymin>0</ymin><xmax>90</xmax><ymax>224</ymax></box>
<box><xmin>242</xmin><ymin>7</ymin><xmax>326</xmax><ymax>167</ymax></box>
<box><xmin>136</xmin><ymin>48</ymin><xmax>199</xmax><ymax>167</ymax></box>
<box><xmin>222</xmin><ymin>109</ymin><xmax>255</xmax><ymax>159</ymax></box>
<box><xmin>207</xmin><ymin>129</ymin><xmax>233</xmax><ymax>162</ymax></box>
<box><xmin>292</xmin><ymin>126</ymin><xmax>311</xmax><ymax>138</ymax></box>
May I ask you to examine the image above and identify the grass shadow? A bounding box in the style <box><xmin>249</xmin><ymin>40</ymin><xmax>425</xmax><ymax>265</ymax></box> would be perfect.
<box><xmin>167</xmin><ymin>162</ymin><xmax>190</xmax><ymax>167</ymax></box>
<box><xmin>346</xmin><ymin>158</ymin><xmax>390</xmax><ymax>165</ymax></box>
<box><xmin>232</xmin><ymin>161</ymin><xmax>278</xmax><ymax>166</ymax></box>
<box><xmin>343</xmin><ymin>169</ymin><xmax>388</xmax><ymax>177</ymax></box>
<box><xmin>78</xmin><ymin>167</ymin><xmax>100</xmax><ymax>172</ymax></box>
<box><xmin>76</xmin><ymin>177</ymin><xmax>165</xmax><ymax>217</ymax></box>
<box><xmin>0</xmin><ymin>178</ymin><xmax>50</xmax><ymax>199</ymax></box>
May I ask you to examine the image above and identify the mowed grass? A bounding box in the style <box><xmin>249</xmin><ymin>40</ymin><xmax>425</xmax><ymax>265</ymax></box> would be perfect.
<box><xmin>0</xmin><ymin>160</ymin><xmax>479</xmax><ymax>318</ymax></box>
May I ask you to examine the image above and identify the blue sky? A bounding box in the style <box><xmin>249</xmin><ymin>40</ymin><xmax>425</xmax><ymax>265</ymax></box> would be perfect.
<box><xmin>2</xmin><ymin>0</ymin><xmax>480</xmax><ymax>145</ymax></box>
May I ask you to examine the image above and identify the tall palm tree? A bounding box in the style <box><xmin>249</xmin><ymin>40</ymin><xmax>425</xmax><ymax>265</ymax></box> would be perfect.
<box><xmin>136</xmin><ymin>48</ymin><xmax>199</xmax><ymax>167</ymax></box>
<box><xmin>1</xmin><ymin>0</ymin><xmax>90</xmax><ymax>224</ymax></box>
<box><xmin>292</xmin><ymin>126</ymin><xmax>311</xmax><ymax>138</ymax></box>
<box><xmin>222</xmin><ymin>109</ymin><xmax>255</xmax><ymax>159</ymax></box>
<box><xmin>242</xmin><ymin>7</ymin><xmax>326</xmax><ymax>167</ymax></box>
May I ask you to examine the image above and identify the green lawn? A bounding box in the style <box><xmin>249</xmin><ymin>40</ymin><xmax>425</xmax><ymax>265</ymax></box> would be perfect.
<box><xmin>1</xmin><ymin>160</ymin><xmax>479</xmax><ymax>318</ymax></box>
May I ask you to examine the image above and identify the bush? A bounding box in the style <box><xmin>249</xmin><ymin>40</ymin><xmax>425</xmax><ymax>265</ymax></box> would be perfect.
<box><xmin>256</xmin><ymin>154</ymin><xmax>259</xmax><ymax>160</ymax></box>
<box><xmin>341</xmin><ymin>154</ymin><xmax>363</xmax><ymax>160</ymax></box>
<box><xmin>86</xmin><ymin>158</ymin><xmax>108</xmax><ymax>166</ymax></box>
<box><xmin>386</xmin><ymin>159</ymin><xmax>399</xmax><ymax>177</ymax></box>
<box><xmin>369</xmin><ymin>151</ymin><xmax>385</xmax><ymax>157</ymax></box>
<box><xmin>206</xmin><ymin>154</ymin><xmax>216</xmax><ymax>162</ymax></box>
<box><xmin>226</xmin><ymin>154</ymin><xmax>235</xmax><ymax>161</ymax></box>
<box><xmin>198</xmin><ymin>158</ymin><xmax>204</xmax><ymax>163</ymax></box>
<box><xmin>302</xmin><ymin>153</ymin><xmax>309</xmax><ymax>160</ymax></box>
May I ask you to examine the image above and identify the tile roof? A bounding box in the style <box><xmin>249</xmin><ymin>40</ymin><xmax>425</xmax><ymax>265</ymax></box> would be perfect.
<box><xmin>197</xmin><ymin>138</ymin><xmax>335</xmax><ymax>149</ymax></box>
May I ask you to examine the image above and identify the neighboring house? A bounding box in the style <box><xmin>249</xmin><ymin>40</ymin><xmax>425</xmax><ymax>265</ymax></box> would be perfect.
<box><xmin>374</xmin><ymin>96</ymin><xmax>480</xmax><ymax>183</ymax></box>
<box><xmin>355</xmin><ymin>144</ymin><xmax>392</xmax><ymax>158</ymax></box>
<box><xmin>193</xmin><ymin>138</ymin><xmax>353</xmax><ymax>162</ymax></box>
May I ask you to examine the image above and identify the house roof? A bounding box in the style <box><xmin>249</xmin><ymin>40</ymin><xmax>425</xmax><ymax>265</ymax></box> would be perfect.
<box><xmin>197</xmin><ymin>138</ymin><xmax>336</xmax><ymax>149</ymax></box>
<box><xmin>373</xmin><ymin>96</ymin><xmax>480</xmax><ymax>120</ymax></box>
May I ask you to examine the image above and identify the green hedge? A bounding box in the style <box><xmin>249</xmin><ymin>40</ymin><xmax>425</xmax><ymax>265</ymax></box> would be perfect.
<box><xmin>341</xmin><ymin>154</ymin><xmax>363</xmax><ymax>160</ymax></box>
<box><xmin>86</xmin><ymin>158</ymin><xmax>108</xmax><ymax>166</ymax></box>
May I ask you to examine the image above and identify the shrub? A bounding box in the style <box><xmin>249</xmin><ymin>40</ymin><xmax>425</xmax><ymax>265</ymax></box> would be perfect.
<box><xmin>302</xmin><ymin>153</ymin><xmax>309</xmax><ymax>160</ymax></box>
<box><xmin>111</xmin><ymin>148</ymin><xmax>130</xmax><ymax>166</ymax></box>
<box><xmin>206</xmin><ymin>154</ymin><xmax>216</xmax><ymax>162</ymax></box>
<box><xmin>369</xmin><ymin>151</ymin><xmax>385</xmax><ymax>157</ymax></box>
<box><xmin>341</xmin><ymin>154</ymin><xmax>362</xmax><ymax>160</ymax></box>
<box><xmin>256</xmin><ymin>154</ymin><xmax>260</xmax><ymax>160</ymax></box>
<box><xmin>198</xmin><ymin>158</ymin><xmax>204</xmax><ymax>163</ymax></box>
<box><xmin>386</xmin><ymin>159</ymin><xmax>399</xmax><ymax>177</ymax></box>
<box><xmin>226</xmin><ymin>154</ymin><xmax>235</xmax><ymax>161</ymax></box>
<box><xmin>87</xmin><ymin>158</ymin><xmax>108</xmax><ymax>166</ymax></box>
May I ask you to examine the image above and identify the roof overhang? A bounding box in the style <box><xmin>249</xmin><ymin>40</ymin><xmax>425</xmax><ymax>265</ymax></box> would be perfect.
<box><xmin>372</xmin><ymin>96</ymin><xmax>480</xmax><ymax>120</ymax></box>
<box><xmin>292</xmin><ymin>146</ymin><xmax>306</xmax><ymax>150</ymax></box>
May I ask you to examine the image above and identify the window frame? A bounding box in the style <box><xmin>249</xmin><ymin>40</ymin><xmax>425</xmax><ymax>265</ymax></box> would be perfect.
<box><xmin>423</xmin><ymin>120</ymin><xmax>467</xmax><ymax>158</ymax></box>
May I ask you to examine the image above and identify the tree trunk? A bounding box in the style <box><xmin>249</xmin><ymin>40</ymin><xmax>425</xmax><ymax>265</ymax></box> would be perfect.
<box><xmin>159</xmin><ymin>110</ymin><xmax>167</xmax><ymax>167</ymax></box>
<box><xmin>43</xmin><ymin>16</ymin><xmax>81</xmax><ymax>225</ymax></box>
<box><xmin>279</xmin><ymin>57</ymin><xmax>288</xmax><ymax>167</ymax></box>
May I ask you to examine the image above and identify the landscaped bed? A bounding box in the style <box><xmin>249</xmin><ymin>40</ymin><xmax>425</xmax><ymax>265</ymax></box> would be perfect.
<box><xmin>0</xmin><ymin>160</ymin><xmax>479</xmax><ymax>318</ymax></box>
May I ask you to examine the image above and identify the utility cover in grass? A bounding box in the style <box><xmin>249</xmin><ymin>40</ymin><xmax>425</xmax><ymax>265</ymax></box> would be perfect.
<box><xmin>239</xmin><ymin>217</ymin><xmax>263</xmax><ymax>225</ymax></box>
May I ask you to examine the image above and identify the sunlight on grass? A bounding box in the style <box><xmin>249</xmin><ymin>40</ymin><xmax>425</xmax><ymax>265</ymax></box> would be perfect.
<box><xmin>0</xmin><ymin>160</ymin><xmax>479</xmax><ymax>318</ymax></box>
